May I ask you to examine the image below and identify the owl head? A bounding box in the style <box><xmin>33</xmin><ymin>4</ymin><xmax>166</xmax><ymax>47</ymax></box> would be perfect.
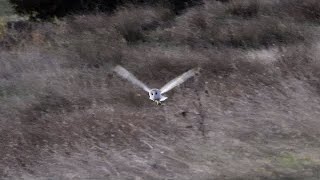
<box><xmin>149</xmin><ymin>89</ymin><xmax>162</xmax><ymax>101</ymax></box>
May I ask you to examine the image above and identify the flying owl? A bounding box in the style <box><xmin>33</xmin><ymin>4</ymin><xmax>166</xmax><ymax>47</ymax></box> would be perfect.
<box><xmin>113</xmin><ymin>65</ymin><xmax>198</xmax><ymax>105</ymax></box>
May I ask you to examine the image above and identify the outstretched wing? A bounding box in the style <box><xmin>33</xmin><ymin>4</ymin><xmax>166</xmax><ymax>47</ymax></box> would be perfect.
<box><xmin>160</xmin><ymin>68</ymin><xmax>198</xmax><ymax>94</ymax></box>
<box><xmin>113</xmin><ymin>65</ymin><xmax>151</xmax><ymax>92</ymax></box>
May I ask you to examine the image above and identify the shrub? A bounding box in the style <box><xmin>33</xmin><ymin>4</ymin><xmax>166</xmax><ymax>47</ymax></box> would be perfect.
<box><xmin>275</xmin><ymin>0</ymin><xmax>320</xmax><ymax>23</ymax></box>
<box><xmin>151</xmin><ymin>7</ymin><xmax>307</xmax><ymax>49</ymax></box>
<box><xmin>226</xmin><ymin>0</ymin><xmax>260</xmax><ymax>18</ymax></box>
<box><xmin>0</xmin><ymin>18</ymin><xmax>5</xmax><ymax>38</ymax></box>
<box><xmin>0</xmin><ymin>20</ymin><xmax>33</xmax><ymax>49</ymax></box>
<box><xmin>112</xmin><ymin>5</ymin><xmax>172</xmax><ymax>43</ymax></box>
<box><xmin>276</xmin><ymin>45</ymin><xmax>320</xmax><ymax>91</ymax></box>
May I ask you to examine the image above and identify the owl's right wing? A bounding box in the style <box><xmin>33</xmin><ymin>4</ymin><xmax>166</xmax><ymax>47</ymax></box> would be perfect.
<box><xmin>113</xmin><ymin>65</ymin><xmax>151</xmax><ymax>93</ymax></box>
<box><xmin>160</xmin><ymin>68</ymin><xmax>198</xmax><ymax>94</ymax></box>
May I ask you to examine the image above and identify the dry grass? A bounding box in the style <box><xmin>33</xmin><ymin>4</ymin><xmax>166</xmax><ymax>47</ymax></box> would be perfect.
<box><xmin>151</xmin><ymin>1</ymin><xmax>314</xmax><ymax>48</ymax></box>
<box><xmin>1</xmin><ymin>0</ymin><xmax>320</xmax><ymax>179</ymax></box>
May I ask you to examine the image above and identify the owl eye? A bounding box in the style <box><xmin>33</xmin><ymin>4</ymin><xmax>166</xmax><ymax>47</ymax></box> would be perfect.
<box><xmin>151</xmin><ymin>93</ymin><xmax>153</xmax><ymax>95</ymax></box>
<box><xmin>155</xmin><ymin>92</ymin><xmax>157</xmax><ymax>95</ymax></box>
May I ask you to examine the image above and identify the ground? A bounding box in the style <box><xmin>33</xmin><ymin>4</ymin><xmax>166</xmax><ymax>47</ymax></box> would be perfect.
<box><xmin>1</xmin><ymin>0</ymin><xmax>320</xmax><ymax>179</ymax></box>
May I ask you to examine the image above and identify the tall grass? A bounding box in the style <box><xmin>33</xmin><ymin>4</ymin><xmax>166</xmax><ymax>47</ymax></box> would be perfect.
<box><xmin>1</xmin><ymin>0</ymin><xmax>320</xmax><ymax>179</ymax></box>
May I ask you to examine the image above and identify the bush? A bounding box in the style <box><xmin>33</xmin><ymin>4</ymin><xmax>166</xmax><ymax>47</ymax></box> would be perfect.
<box><xmin>226</xmin><ymin>0</ymin><xmax>260</xmax><ymax>18</ymax></box>
<box><xmin>274</xmin><ymin>0</ymin><xmax>320</xmax><ymax>23</ymax></box>
<box><xmin>276</xmin><ymin>45</ymin><xmax>320</xmax><ymax>90</ymax></box>
<box><xmin>151</xmin><ymin>6</ymin><xmax>307</xmax><ymax>49</ymax></box>
<box><xmin>0</xmin><ymin>18</ymin><xmax>5</xmax><ymax>38</ymax></box>
<box><xmin>112</xmin><ymin>6</ymin><xmax>172</xmax><ymax>43</ymax></box>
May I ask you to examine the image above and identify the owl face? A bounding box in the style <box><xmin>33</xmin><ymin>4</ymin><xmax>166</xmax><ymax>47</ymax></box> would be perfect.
<box><xmin>149</xmin><ymin>89</ymin><xmax>162</xmax><ymax>101</ymax></box>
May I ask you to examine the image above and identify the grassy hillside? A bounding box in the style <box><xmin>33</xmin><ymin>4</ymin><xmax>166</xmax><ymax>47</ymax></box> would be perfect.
<box><xmin>1</xmin><ymin>0</ymin><xmax>320</xmax><ymax>179</ymax></box>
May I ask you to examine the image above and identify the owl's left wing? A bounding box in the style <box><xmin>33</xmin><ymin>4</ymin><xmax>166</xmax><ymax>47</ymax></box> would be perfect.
<box><xmin>160</xmin><ymin>68</ymin><xmax>198</xmax><ymax>94</ymax></box>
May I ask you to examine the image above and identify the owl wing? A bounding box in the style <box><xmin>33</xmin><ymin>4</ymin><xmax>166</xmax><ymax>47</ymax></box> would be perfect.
<box><xmin>113</xmin><ymin>65</ymin><xmax>151</xmax><ymax>93</ymax></box>
<box><xmin>160</xmin><ymin>68</ymin><xmax>198</xmax><ymax>94</ymax></box>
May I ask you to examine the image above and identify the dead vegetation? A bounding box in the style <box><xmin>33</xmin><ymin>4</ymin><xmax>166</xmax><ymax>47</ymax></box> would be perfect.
<box><xmin>1</xmin><ymin>0</ymin><xmax>320</xmax><ymax>179</ymax></box>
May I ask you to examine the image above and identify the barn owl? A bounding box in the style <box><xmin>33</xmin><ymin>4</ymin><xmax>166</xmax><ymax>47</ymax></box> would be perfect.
<box><xmin>113</xmin><ymin>65</ymin><xmax>198</xmax><ymax>105</ymax></box>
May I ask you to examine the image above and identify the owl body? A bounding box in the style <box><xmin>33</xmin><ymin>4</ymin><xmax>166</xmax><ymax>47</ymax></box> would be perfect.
<box><xmin>113</xmin><ymin>65</ymin><xmax>198</xmax><ymax>105</ymax></box>
<box><xmin>149</xmin><ymin>89</ymin><xmax>168</xmax><ymax>102</ymax></box>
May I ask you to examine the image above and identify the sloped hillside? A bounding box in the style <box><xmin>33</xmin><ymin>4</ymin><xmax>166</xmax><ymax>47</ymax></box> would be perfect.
<box><xmin>1</xmin><ymin>0</ymin><xmax>320</xmax><ymax>179</ymax></box>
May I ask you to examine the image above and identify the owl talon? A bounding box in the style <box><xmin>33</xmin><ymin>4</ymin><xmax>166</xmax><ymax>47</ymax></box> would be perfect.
<box><xmin>155</xmin><ymin>101</ymin><xmax>162</xmax><ymax>105</ymax></box>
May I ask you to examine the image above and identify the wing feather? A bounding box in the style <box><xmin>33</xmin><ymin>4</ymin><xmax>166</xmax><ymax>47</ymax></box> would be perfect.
<box><xmin>160</xmin><ymin>68</ymin><xmax>197</xmax><ymax>94</ymax></box>
<box><xmin>113</xmin><ymin>65</ymin><xmax>150</xmax><ymax>92</ymax></box>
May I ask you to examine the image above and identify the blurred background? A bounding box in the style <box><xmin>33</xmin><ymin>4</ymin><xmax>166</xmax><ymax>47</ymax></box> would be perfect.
<box><xmin>1</xmin><ymin>0</ymin><xmax>320</xmax><ymax>179</ymax></box>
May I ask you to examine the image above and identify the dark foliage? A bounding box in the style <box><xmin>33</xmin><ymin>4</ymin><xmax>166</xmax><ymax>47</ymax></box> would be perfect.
<box><xmin>9</xmin><ymin>0</ymin><xmax>202</xmax><ymax>20</ymax></box>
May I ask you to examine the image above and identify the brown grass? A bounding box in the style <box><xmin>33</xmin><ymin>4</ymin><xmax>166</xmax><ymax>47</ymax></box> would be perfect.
<box><xmin>1</xmin><ymin>1</ymin><xmax>320</xmax><ymax>179</ymax></box>
<box><xmin>150</xmin><ymin>1</ymin><xmax>315</xmax><ymax>48</ymax></box>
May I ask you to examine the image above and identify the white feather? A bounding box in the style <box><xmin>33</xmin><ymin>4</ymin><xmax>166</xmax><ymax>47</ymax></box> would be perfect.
<box><xmin>160</xmin><ymin>95</ymin><xmax>168</xmax><ymax>101</ymax></box>
<box><xmin>113</xmin><ymin>65</ymin><xmax>151</xmax><ymax>92</ymax></box>
<box><xmin>160</xmin><ymin>68</ymin><xmax>197</xmax><ymax>94</ymax></box>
